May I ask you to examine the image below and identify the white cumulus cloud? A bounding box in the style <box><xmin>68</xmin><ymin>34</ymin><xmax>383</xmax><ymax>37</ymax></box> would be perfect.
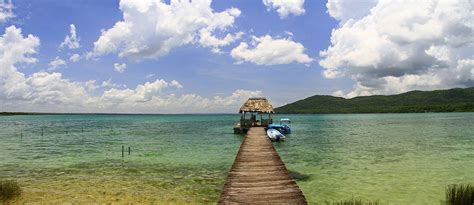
<box><xmin>0</xmin><ymin>25</ymin><xmax>39</xmax><ymax>100</ymax></box>
<box><xmin>60</xmin><ymin>24</ymin><xmax>80</xmax><ymax>49</ymax></box>
<box><xmin>26</xmin><ymin>72</ymin><xmax>89</xmax><ymax>105</ymax></box>
<box><xmin>100</xmin><ymin>79</ymin><xmax>126</xmax><ymax>89</ymax></box>
<box><xmin>326</xmin><ymin>0</ymin><xmax>377</xmax><ymax>23</ymax></box>
<box><xmin>170</xmin><ymin>80</ymin><xmax>183</xmax><ymax>89</ymax></box>
<box><xmin>0</xmin><ymin>0</ymin><xmax>13</xmax><ymax>23</ymax></box>
<box><xmin>231</xmin><ymin>35</ymin><xmax>313</xmax><ymax>65</ymax></box>
<box><xmin>320</xmin><ymin>0</ymin><xmax>474</xmax><ymax>98</ymax></box>
<box><xmin>48</xmin><ymin>57</ymin><xmax>66</xmax><ymax>70</ymax></box>
<box><xmin>263</xmin><ymin>0</ymin><xmax>305</xmax><ymax>19</ymax></box>
<box><xmin>145</xmin><ymin>74</ymin><xmax>155</xmax><ymax>79</ymax></box>
<box><xmin>97</xmin><ymin>88</ymin><xmax>262</xmax><ymax>113</ymax></box>
<box><xmin>199</xmin><ymin>29</ymin><xmax>243</xmax><ymax>53</ymax></box>
<box><xmin>0</xmin><ymin>25</ymin><xmax>261</xmax><ymax>113</ymax></box>
<box><xmin>102</xmin><ymin>78</ymin><xmax>184</xmax><ymax>103</ymax></box>
<box><xmin>88</xmin><ymin>0</ymin><xmax>243</xmax><ymax>60</ymax></box>
<box><xmin>69</xmin><ymin>53</ymin><xmax>80</xmax><ymax>62</ymax></box>
<box><xmin>113</xmin><ymin>63</ymin><xmax>126</xmax><ymax>73</ymax></box>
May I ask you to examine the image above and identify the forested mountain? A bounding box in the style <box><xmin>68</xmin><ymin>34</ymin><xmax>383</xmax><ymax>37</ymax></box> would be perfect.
<box><xmin>275</xmin><ymin>87</ymin><xmax>474</xmax><ymax>114</ymax></box>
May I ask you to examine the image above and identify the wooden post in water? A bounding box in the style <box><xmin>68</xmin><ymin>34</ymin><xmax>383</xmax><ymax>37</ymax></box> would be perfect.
<box><xmin>41</xmin><ymin>127</ymin><xmax>43</xmax><ymax>136</ymax></box>
<box><xmin>128</xmin><ymin>147</ymin><xmax>131</xmax><ymax>155</ymax></box>
<box><xmin>122</xmin><ymin>146</ymin><xmax>124</xmax><ymax>158</ymax></box>
<box><xmin>20</xmin><ymin>132</ymin><xmax>23</xmax><ymax>140</ymax></box>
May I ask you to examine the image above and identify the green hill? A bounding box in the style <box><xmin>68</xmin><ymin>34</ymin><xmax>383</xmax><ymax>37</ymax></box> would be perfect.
<box><xmin>275</xmin><ymin>87</ymin><xmax>474</xmax><ymax>114</ymax></box>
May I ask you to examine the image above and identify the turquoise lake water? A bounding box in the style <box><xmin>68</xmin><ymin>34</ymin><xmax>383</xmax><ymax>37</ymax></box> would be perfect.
<box><xmin>0</xmin><ymin>113</ymin><xmax>473</xmax><ymax>204</ymax></box>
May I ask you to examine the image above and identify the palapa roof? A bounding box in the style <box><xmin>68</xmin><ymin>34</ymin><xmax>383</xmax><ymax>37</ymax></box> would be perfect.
<box><xmin>239</xmin><ymin>97</ymin><xmax>275</xmax><ymax>113</ymax></box>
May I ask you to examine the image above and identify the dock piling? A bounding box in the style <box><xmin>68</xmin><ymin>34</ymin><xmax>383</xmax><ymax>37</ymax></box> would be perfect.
<box><xmin>122</xmin><ymin>146</ymin><xmax>124</xmax><ymax>158</ymax></box>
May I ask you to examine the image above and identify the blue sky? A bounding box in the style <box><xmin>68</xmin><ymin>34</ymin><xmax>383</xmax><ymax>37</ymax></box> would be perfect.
<box><xmin>0</xmin><ymin>0</ymin><xmax>472</xmax><ymax>113</ymax></box>
<box><xmin>16</xmin><ymin>0</ymin><xmax>343</xmax><ymax>101</ymax></box>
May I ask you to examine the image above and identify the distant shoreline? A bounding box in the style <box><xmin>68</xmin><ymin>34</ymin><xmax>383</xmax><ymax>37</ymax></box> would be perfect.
<box><xmin>1</xmin><ymin>111</ymin><xmax>473</xmax><ymax>116</ymax></box>
<box><xmin>275</xmin><ymin>110</ymin><xmax>474</xmax><ymax>114</ymax></box>
<box><xmin>0</xmin><ymin>112</ymin><xmax>236</xmax><ymax>116</ymax></box>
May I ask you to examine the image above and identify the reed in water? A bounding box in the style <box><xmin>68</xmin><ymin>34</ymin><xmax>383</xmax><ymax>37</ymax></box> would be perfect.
<box><xmin>332</xmin><ymin>197</ymin><xmax>379</xmax><ymax>205</ymax></box>
<box><xmin>0</xmin><ymin>179</ymin><xmax>22</xmax><ymax>202</ymax></box>
<box><xmin>446</xmin><ymin>184</ymin><xmax>473</xmax><ymax>205</ymax></box>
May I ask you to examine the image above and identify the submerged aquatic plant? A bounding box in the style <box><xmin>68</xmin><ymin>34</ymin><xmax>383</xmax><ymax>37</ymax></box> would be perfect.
<box><xmin>0</xmin><ymin>180</ymin><xmax>22</xmax><ymax>202</ymax></box>
<box><xmin>446</xmin><ymin>184</ymin><xmax>474</xmax><ymax>205</ymax></box>
<box><xmin>332</xmin><ymin>197</ymin><xmax>379</xmax><ymax>205</ymax></box>
<box><xmin>289</xmin><ymin>170</ymin><xmax>310</xmax><ymax>181</ymax></box>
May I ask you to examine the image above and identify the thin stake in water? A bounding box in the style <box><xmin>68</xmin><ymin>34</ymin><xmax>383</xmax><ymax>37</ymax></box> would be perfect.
<box><xmin>122</xmin><ymin>145</ymin><xmax>124</xmax><ymax>158</ymax></box>
<box><xmin>128</xmin><ymin>147</ymin><xmax>131</xmax><ymax>155</ymax></box>
<box><xmin>41</xmin><ymin>127</ymin><xmax>43</xmax><ymax>136</ymax></box>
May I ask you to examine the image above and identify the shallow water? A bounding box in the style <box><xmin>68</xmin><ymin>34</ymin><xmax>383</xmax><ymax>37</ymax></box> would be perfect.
<box><xmin>0</xmin><ymin>113</ymin><xmax>473</xmax><ymax>204</ymax></box>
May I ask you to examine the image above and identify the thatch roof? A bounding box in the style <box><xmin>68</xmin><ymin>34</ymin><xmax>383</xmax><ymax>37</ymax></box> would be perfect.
<box><xmin>239</xmin><ymin>97</ymin><xmax>275</xmax><ymax>113</ymax></box>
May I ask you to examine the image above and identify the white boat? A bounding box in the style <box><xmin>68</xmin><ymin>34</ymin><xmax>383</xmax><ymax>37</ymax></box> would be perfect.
<box><xmin>266</xmin><ymin>128</ymin><xmax>286</xmax><ymax>142</ymax></box>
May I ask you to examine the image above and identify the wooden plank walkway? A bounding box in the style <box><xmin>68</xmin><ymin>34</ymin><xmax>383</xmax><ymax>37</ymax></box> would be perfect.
<box><xmin>219</xmin><ymin>127</ymin><xmax>307</xmax><ymax>204</ymax></box>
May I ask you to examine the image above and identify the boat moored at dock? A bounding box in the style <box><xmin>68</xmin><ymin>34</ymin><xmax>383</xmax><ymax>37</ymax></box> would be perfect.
<box><xmin>268</xmin><ymin>118</ymin><xmax>291</xmax><ymax>134</ymax></box>
<box><xmin>266</xmin><ymin>128</ymin><xmax>286</xmax><ymax>142</ymax></box>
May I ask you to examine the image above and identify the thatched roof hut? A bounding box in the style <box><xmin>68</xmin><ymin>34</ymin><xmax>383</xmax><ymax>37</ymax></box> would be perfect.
<box><xmin>234</xmin><ymin>97</ymin><xmax>275</xmax><ymax>132</ymax></box>
<box><xmin>239</xmin><ymin>97</ymin><xmax>275</xmax><ymax>114</ymax></box>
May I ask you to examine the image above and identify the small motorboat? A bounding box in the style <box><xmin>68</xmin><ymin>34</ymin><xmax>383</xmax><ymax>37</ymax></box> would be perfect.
<box><xmin>267</xmin><ymin>118</ymin><xmax>291</xmax><ymax>134</ymax></box>
<box><xmin>266</xmin><ymin>128</ymin><xmax>286</xmax><ymax>142</ymax></box>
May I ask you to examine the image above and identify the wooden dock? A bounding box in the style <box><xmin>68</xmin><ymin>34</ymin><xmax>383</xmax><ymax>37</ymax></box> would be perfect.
<box><xmin>219</xmin><ymin>127</ymin><xmax>307</xmax><ymax>204</ymax></box>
